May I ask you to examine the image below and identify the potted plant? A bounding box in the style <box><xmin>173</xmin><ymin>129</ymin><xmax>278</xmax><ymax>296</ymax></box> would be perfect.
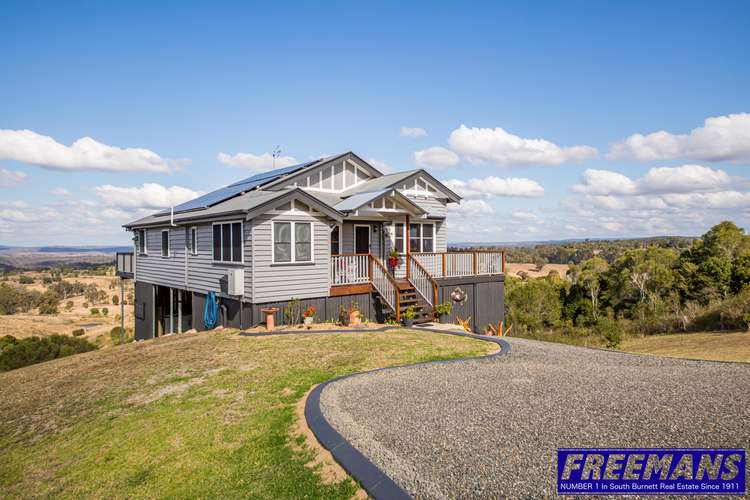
<box><xmin>348</xmin><ymin>300</ymin><xmax>361</xmax><ymax>326</ymax></box>
<box><xmin>388</xmin><ymin>249</ymin><xmax>401</xmax><ymax>270</ymax></box>
<box><xmin>402</xmin><ymin>306</ymin><xmax>416</xmax><ymax>327</ymax></box>
<box><xmin>303</xmin><ymin>306</ymin><xmax>316</xmax><ymax>327</ymax></box>
<box><xmin>434</xmin><ymin>302</ymin><xmax>453</xmax><ymax>324</ymax></box>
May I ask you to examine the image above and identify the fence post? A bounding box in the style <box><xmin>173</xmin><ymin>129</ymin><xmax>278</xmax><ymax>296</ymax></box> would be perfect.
<box><xmin>502</xmin><ymin>251</ymin><xmax>506</xmax><ymax>274</ymax></box>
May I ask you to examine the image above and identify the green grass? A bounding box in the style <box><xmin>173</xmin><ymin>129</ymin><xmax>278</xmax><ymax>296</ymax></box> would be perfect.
<box><xmin>0</xmin><ymin>329</ymin><xmax>491</xmax><ymax>499</ymax></box>
<box><xmin>620</xmin><ymin>330</ymin><xmax>750</xmax><ymax>363</ymax></box>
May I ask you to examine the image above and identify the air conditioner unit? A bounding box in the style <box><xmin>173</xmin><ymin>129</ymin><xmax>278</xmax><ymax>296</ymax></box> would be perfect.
<box><xmin>226</xmin><ymin>268</ymin><xmax>244</xmax><ymax>296</ymax></box>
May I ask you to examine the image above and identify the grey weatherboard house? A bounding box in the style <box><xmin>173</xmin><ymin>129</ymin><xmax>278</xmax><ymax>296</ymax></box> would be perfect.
<box><xmin>119</xmin><ymin>152</ymin><xmax>505</xmax><ymax>339</ymax></box>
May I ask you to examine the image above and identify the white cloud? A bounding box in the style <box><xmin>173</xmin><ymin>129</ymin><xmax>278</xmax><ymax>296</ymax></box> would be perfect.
<box><xmin>0</xmin><ymin>129</ymin><xmax>178</xmax><ymax>173</ymax></box>
<box><xmin>573</xmin><ymin>165</ymin><xmax>733</xmax><ymax>196</ymax></box>
<box><xmin>572</xmin><ymin>169</ymin><xmax>637</xmax><ymax>195</ymax></box>
<box><xmin>444</xmin><ymin>176</ymin><xmax>544</xmax><ymax>199</ymax></box>
<box><xmin>448</xmin><ymin>124</ymin><xmax>597</xmax><ymax>166</ymax></box>
<box><xmin>400</xmin><ymin>127</ymin><xmax>427</xmax><ymax>138</ymax></box>
<box><xmin>414</xmin><ymin>146</ymin><xmax>460</xmax><ymax>168</ymax></box>
<box><xmin>50</xmin><ymin>187</ymin><xmax>71</xmax><ymax>196</ymax></box>
<box><xmin>608</xmin><ymin>113</ymin><xmax>750</xmax><ymax>162</ymax></box>
<box><xmin>367</xmin><ymin>158</ymin><xmax>395</xmax><ymax>174</ymax></box>
<box><xmin>640</xmin><ymin>165</ymin><xmax>732</xmax><ymax>194</ymax></box>
<box><xmin>95</xmin><ymin>183</ymin><xmax>204</xmax><ymax>209</ymax></box>
<box><xmin>0</xmin><ymin>168</ymin><xmax>26</xmax><ymax>187</ymax></box>
<box><xmin>447</xmin><ymin>199</ymin><xmax>495</xmax><ymax>217</ymax></box>
<box><xmin>217</xmin><ymin>151</ymin><xmax>297</xmax><ymax>172</ymax></box>
<box><xmin>510</xmin><ymin>210</ymin><xmax>541</xmax><ymax>222</ymax></box>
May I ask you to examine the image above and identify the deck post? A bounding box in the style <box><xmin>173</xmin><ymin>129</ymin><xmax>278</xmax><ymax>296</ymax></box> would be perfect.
<box><xmin>368</xmin><ymin>254</ymin><xmax>373</xmax><ymax>281</ymax></box>
<box><xmin>442</xmin><ymin>253</ymin><xmax>446</xmax><ymax>277</ymax></box>
<box><xmin>405</xmin><ymin>215</ymin><xmax>411</xmax><ymax>279</ymax></box>
<box><xmin>395</xmin><ymin>292</ymin><xmax>401</xmax><ymax>323</ymax></box>
<box><xmin>502</xmin><ymin>251</ymin><xmax>506</xmax><ymax>274</ymax></box>
<box><xmin>178</xmin><ymin>291</ymin><xmax>182</xmax><ymax>334</ymax></box>
<box><xmin>169</xmin><ymin>288</ymin><xmax>174</xmax><ymax>335</ymax></box>
<box><xmin>472</xmin><ymin>252</ymin><xmax>478</xmax><ymax>275</ymax></box>
<box><xmin>119</xmin><ymin>278</ymin><xmax>125</xmax><ymax>344</ymax></box>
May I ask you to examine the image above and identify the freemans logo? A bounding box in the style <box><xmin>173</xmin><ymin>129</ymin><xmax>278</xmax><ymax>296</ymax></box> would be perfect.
<box><xmin>557</xmin><ymin>448</ymin><xmax>745</xmax><ymax>496</ymax></box>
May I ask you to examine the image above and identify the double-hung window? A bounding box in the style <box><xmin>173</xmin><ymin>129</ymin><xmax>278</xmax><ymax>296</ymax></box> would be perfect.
<box><xmin>189</xmin><ymin>227</ymin><xmax>198</xmax><ymax>255</ymax></box>
<box><xmin>407</xmin><ymin>222</ymin><xmax>435</xmax><ymax>253</ymax></box>
<box><xmin>212</xmin><ymin>222</ymin><xmax>242</xmax><ymax>262</ymax></box>
<box><xmin>394</xmin><ymin>223</ymin><xmax>405</xmax><ymax>253</ymax></box>
<box><xmin>330</xmin><ymin>225</ymin><xmax>340</xmax><ymax>255</ymax></box>
<box><xmin>273</xmin><ymin>221</ymin><xmax>312</xmax><ymax>263</ymax></box>
<box><xmin>137</xmin><ymin>229</ymin><xmax>147</xmax><ymax>255</ymax></box>
<box><xmin>161</xmin><ymin>230</ymin><xmax>170</xmax><ymax>257</ymax></box>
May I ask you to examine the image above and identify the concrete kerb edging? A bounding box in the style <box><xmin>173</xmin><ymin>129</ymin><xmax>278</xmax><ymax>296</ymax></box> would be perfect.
<box><xmin>240</xmin><ymin>326</ymin><xmax>510</xmax><ymax>500</ymax></box>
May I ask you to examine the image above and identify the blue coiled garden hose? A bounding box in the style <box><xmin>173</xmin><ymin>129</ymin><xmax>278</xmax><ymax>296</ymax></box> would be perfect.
<box><xmin>204</xmin><ymin>291</ymin><xmax>218</xmax><ymax>329</ymax></box>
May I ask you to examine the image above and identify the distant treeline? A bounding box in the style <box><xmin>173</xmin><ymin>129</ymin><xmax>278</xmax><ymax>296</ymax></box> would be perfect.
<box><xmin>451</xmin><ymin>236</ymin><xmax>695</xmax><ymax>265</ymax></box>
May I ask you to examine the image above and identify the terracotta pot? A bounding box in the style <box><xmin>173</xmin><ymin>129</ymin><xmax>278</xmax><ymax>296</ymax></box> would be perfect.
<box><xmin>349</xmin><ymin>311</ymin><xmax>361</xmax><ymax>325</ymax></box>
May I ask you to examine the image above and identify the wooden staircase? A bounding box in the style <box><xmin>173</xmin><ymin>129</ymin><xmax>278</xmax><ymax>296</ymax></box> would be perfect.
<box><xmin>396</xmin><ymin>280</ymin><xmax>432</xmax><ymax>324</ymax></box>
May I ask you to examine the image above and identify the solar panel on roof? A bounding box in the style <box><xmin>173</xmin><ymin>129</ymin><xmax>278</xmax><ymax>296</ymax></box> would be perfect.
<box><xmin>164</xmin><ymin>159</ymin><xmax>321</xmax><ymax>215</ymax></box>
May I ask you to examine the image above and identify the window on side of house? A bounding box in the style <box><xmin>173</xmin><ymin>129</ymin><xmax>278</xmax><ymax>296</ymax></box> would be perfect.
<box><xmin>189</xmin><ymin>227</ymin><xmax>198</xmax><ymax>255</ymax></box>
<box><xmin>409</xmin><ymin>223</ymin><xmax>421</xmax><ymax>252</ymax></box>
<box><xmin>394</xmin><ymin>223</ymin><xmax>405</xmax><ymax>253</ymax></box>
<box><xmin>273</xmin><ymin>221</ymin><xmax>313</xmax><ymax>263</ymax></box>
<box><xmin>406</xmin><ymin>222</ymin><xmax>435</xmax><ymax>253</ymax></box>
<box><xmin>161</xmin><ymin>229</ymin><xmax>170</xmax><ymax>257</ymax></box>
<box><xmin>331</xmin><ymin>225</ymin><xmax>340</xmax><ymax>255</ymax></box>
<box><xmin>137</xmin><ymin>229</ymin><xmax>147</xmax><ymax>255</ymax></box>
<box><xmin>422</xmin><ymin>223</ymin><xmax>434</xmax><ymax>252</ymax></box>
<box><xmin>212</xmin><ymin>221</ymin><xmax>243</xmax><ymax>262</ymax></box>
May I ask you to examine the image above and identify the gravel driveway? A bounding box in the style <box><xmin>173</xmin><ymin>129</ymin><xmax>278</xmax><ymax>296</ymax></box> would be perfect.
<box><xmin>320</xmin><ymin>337</ymin><xmax>750</xmax><ymax>499</ymax></box>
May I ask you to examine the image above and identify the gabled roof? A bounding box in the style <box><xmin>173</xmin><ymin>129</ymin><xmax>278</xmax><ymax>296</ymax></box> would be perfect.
<box><xmin>340</xmin><ymin>169</ymin><xmax>461</xmax><ymax>203</ymax></box>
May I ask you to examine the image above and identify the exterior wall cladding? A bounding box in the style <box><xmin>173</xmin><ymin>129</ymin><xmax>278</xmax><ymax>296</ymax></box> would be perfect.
<box><xmin>130</xmin><ymin>166</ymin><xmax>504</xmax><ymax>340</ymax></box>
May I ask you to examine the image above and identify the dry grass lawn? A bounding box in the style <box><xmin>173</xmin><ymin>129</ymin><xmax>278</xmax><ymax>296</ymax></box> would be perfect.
<box><xmin>0</xmin><ymin>328</ymin><xmax>492</xmax><ymax>498</ymax></box>
<box><xmin>621</xmin><ymin>331</ymin><xmax>750</xmax><ymax>363</ymax></box>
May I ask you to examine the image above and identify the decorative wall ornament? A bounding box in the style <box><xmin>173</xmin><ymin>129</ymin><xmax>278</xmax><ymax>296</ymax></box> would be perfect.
<box><xmin>450</xmin><ymin>286</ymin><xmax>467</xmax><ymax>305</ymax></box>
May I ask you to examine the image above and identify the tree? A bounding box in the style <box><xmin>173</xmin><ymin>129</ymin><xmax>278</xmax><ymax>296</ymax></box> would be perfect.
<box><xmin>603</xmin><ymin>247</ymin><xmax>678</xmax><ymax>317</ymax></box>
<box><xmin>569</xmin><ymin>257</ymin><xmax>608</xmax><ymax>320</ymax></box>
<box><xmin>506</xmin><ymin>276</ymin><xmax>564</xmax><ymax>331</ymax></box>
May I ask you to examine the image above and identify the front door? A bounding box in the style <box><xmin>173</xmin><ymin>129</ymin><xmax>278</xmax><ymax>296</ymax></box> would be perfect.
<box><xmin>355</xmin><ymin>225</ymin><xmax>370</xmax><ymax>254</ymax></box>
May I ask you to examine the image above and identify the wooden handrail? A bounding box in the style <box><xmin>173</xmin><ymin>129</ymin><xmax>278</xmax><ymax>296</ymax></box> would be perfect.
<box><xmin>370</xmin><ymin>255</ymin><xmax>402</xmax><ymax>322</ymax></box>
<box><xmin>409</xmin><ymin>254</ymin><xmax>439</xmax><ymax>307</ymax></box>
<box><xmin>335</xmin><ymin>252</ymin><xmax>371</xmax><ymax>257</ymax></box>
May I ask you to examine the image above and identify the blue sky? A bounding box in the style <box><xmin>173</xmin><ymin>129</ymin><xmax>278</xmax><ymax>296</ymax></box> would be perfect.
<box><xmin>1</xmin><ymin>0</ymin><xmax>749</xmax><ymax>245</ymax></box>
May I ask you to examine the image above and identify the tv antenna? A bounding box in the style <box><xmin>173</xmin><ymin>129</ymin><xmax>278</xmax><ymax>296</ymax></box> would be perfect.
<box><xmin>272</xmin><ymin>146</ymin><xmax>282</xmax><ymax>168</ymax></box>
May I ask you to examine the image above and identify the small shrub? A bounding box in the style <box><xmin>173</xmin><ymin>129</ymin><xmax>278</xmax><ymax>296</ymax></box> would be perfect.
<box><xmin>90</xmin><ymin>308</ymin><xmax>100</xmax><ymax>316</ymax></box>
<box><xmin>594</xmin><ymin>316</ymin><xmax>622</xmax><ymax>349</ymax></box>
<box><xmin>109</xmin><ymin>326</ymin><xmax>133</xmax><ymax>345</ymax></box>
<box><xmin>65</xmin><ymin>300</ymin><xmax>74</xmax><ymax>311</ymax></box>
<box><xmin>83</xmin><ymin>302</ymin><xmax>89</xmax><ymax>309</ymax></box>
<box><xmin>42</xmin><ymin>276</ymin><xmax>53</xmax><ymax>284</ymax></box>
<box><xmin>72</xmin><ymin>329</ymin><xmax>85</xmax><ymax>337</ymax></box>
<box><xmin>101</xmin><ymin>307</ymin><xmax>108</xmax><ymax>316</ymax></box>
<box><xmin>18</xmin><ymin>275</ymin><xmax>34</xmax><ymax>285</ymax></box>
<box><xmin>283</xmin><ymin>298</ymin><xmax>301</xmax><ymax>325</ymax></box>
<box><xmin>434</xmin><ymin>302</ymin><xmax>453</xmax><ymax>317</ymax></box>
<box><xmin>112</xmin><ymin>295</ymin><xmax>119</xmax><ymax>306</ymax></box>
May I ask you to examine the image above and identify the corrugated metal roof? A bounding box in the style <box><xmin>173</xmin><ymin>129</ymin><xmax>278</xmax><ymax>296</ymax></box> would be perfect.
<box><xmin>333</xmin><ymin>189</ymin><xmax>390</xmax><ymax>211</ymax></box>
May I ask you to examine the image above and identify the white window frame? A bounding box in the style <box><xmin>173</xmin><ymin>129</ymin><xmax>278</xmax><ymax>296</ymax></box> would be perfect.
<box><xmin>138</xmin><ymin>229</ymin><xmax>148</xmax><ymax>255</ymax></box>
<box><xmin>330</xmin><ymin>224</ymin><xmax>342</xmax><ymax>256</ymax></box>
<box><xmin>161</xmin><ymin>229</ymin><xmax>170</xmax><ymax>258</ymax></box>
<box><xmin>272</xmin><ymin>220</ymin><xmax>314</xmax><ymax>264</ymax></box>
<box><xmin>211</xmin><ymin>220</ymin><xmax>244</xmax><ymax>264</ymax></box>
<box><xmin>353</xmin><ymin>224</ymin><xmax>371</xmax><ymax>254</ymax></box>
<box><xmin>407</xmin><ymin>222</ymin><xmax>435</xmax><ymax>253</ymax></box>
<box><xmin>189</xmin><ymin>226</ymin><xmax>198</xmax><ymax>255</ymax></box>
<box><xmin>392</xmin><ymin>222</ymin><xmax>406</xmax><ymax>254</ymax></box>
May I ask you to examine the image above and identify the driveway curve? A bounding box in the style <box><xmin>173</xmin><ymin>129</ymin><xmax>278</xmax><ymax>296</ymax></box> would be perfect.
<box><xmin>319</xmin><ymin>336</ymin><xmax>750</xmax><ymax>498</ymax></box>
